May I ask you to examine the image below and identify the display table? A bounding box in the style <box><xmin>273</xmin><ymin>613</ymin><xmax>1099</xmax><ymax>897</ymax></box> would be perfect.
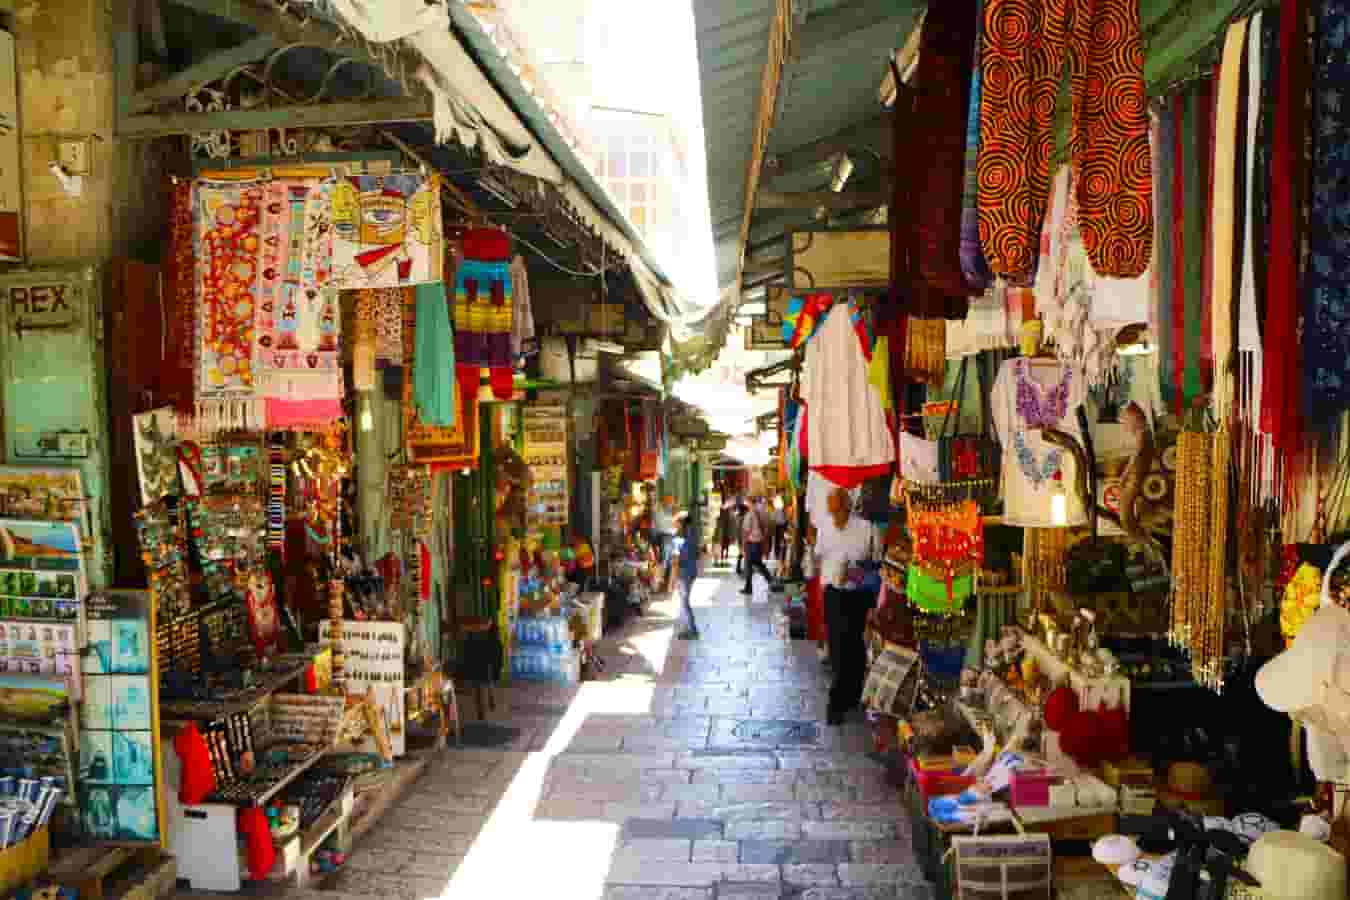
<box><xmin>908</xmin><ymin>761</ymin><xmax>1119</xmax><ymax>900</ymax></box>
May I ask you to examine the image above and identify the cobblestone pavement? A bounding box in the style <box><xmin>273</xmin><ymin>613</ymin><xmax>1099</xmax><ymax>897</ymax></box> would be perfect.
<box><xmin>323</xmin><ymin>569</ymin><xmax>932</xmax><ymax>900</ymax></box>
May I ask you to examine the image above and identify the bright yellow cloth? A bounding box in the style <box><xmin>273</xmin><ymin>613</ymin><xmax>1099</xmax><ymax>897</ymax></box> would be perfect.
<box><xmin>1281</xmin><ymin>563</ymin><xmax>1323</xmax><ymax>643</ymax></box>
<box><xmin>867</xmin><ymin>335</ymin><xmax>892</xmax><ymax>412</ymax></box>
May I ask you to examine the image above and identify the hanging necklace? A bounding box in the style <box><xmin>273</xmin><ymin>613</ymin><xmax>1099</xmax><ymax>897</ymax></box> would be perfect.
<box><xmin>1014</xmin><ymin>359</ymin><xmax>1071</xmax><ymax>427</ymax></box>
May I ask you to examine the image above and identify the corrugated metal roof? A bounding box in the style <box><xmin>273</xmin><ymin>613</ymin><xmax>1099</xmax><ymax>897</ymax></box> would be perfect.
<box><xmin>693</xmin><ymin>0</ymin><xmax>921</xmax><ymax>294</ymax></box>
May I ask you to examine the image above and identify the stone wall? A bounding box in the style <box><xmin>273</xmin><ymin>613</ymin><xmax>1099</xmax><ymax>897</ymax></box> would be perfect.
<box><xmin>13</xmin><ymin>0</ymin><xmax>168</xmax><ymax>265</ymax></box>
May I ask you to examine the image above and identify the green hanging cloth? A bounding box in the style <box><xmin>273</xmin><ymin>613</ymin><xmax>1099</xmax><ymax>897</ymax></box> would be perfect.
<box><xmin>414</xmin><ymin>282</ymin><xmax>456</xmax><ymax>427</ymax></box>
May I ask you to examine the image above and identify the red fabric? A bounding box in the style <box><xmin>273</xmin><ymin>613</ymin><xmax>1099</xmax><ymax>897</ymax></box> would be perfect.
<box><xmin>1171</xmin><ymin>104</ymin><xmax>1187</xmax><ymax>416</ymax></box>
<box><xmin>807</xmin><ymin>576</ymin><xmax>826</xmax><ymax>643</ymax></box>
<box><xmin>304</xmin><ymin>665</ymin><xmax>318</xmax><ymax>693</ymax></box>
<box><xmin>173</xmin><ymin>722</ymin><xmax>216</xmax><ymax>805</ymax></box>
<box><xmin>1261</xmin><ymin>0</ymin><xmax>1308</xmax><ymax>493</ymax></box>
<box><xmin>490</xmin><ymin>366</ymin><xmax>514</xmax><ymax>399</ymax></box>
<box><xmin>463</xmin><ymin>227</ymin><xmax>511</xmax><ymax>261</ymax></box>
<box><xmin>913</xmin><ymin>0</ymin><xmax>977</xmax><ymax>312</ymax></box>
<box><xmin>239</xmin><ymin>806</ymin><xmax>276</xmax><ymax>880</ymax></box>
<box><xmin>162</xmin><ymin>180</ymin><xmax>197</xmax><ymax>414</ymax></box>
<box><xmin>1060</xmin><ymin>709</ymin><xmax>1104</xmax><ymax>765</ymax></box>
<box><xmin>420</xmin><ymin>542</ymin><xmax>432</xmax><ymax>601</ymax></box>
<box><xmin>1043</xmin><ymin>686</ymin><xmax>1079</xmax><ymax>732</ymax></box>
<box><xmin>810</xmin><ymin>463</ymin><xmax>893</xmax><ymax>490</ymax></box>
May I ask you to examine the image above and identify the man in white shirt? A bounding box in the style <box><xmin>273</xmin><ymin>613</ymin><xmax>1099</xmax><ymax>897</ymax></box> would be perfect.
<box><xmin>812</xmin><ymin>486</ymin><xmax>878</xmax><ymax>725</ymax></box>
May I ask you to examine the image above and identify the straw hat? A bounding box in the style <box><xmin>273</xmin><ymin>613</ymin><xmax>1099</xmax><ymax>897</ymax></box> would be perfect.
<box><xmin>1245</xmin><ymin>830</ymin><xmax>1346</xmax><ymax>899</ymax></box>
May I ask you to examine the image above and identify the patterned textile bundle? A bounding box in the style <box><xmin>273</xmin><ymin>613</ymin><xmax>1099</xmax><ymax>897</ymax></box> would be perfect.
<box><xmin>454</xmin><ymin>227</ymin><xmax>515</xmax><ymax>401</ymax></box>
<box><xmin>163</xmin><ymin>179</ymin><xmax>197</xmax><ymax>416</ymax></box>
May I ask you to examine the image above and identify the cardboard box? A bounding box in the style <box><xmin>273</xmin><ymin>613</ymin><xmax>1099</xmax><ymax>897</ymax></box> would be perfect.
<box><xmin>1103</xmin><ymin>757</ymin><xmax>1154</xmax><ymax>788</ymax></box>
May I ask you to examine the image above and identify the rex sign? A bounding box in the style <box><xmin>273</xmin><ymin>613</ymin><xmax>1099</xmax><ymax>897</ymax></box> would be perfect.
<box><xmin>8</xmin><ymin>282</ymin><xmax>77</xmax><ymax>337</ymax></box>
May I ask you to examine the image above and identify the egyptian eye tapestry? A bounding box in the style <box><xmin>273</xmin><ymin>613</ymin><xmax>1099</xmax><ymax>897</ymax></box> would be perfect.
<box><xmin>329</xmin><ymin>174</ymin><xmax>443</xmax><ymax>289</ymax></box>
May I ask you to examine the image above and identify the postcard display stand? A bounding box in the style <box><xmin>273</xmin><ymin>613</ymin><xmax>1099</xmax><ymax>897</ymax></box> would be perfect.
<box><xmin>318</xmin><ymin>620</ymin><xmax>406</xmax><ymax>757</ymax></box>
<box><xmin>162</xmin><ymin>663</ymin><xmax>347</xmax><ymax>891</ymax></box>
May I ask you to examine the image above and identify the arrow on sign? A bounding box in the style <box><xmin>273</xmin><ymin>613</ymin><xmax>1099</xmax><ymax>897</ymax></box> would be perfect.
<box><xmin>13</xmin><ymin>317</ymin><xmax>74</xmax><ymax>338</ymax></box>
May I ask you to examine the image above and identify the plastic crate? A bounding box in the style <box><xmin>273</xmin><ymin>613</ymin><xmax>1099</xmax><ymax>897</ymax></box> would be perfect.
<box><xmin>908</xmin><ymin>758</ymin><xmax>976</xmax><ymax>800</ymax></box>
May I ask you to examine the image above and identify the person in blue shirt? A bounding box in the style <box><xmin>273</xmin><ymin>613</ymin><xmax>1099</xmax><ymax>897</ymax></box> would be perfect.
<box><xmin>673</xmin><ymin>509</ymin><xmax>701</xmax><ymax>639</ymax></box>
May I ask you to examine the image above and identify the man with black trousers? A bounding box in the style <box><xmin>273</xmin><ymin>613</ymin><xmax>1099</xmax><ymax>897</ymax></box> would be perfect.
<box><xmin>740</xmin><ymin>495</ymin><xmax>774</xmax><ymax>596</ymax></box>
<box><xmin>812</xmin><ymin>486</ymin><xmax>878</xmax><ymax>725</ymax></box>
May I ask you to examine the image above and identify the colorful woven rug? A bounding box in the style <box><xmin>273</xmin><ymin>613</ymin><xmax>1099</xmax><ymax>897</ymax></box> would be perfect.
<box><xmin>194</xmin><ymin>179</ymin><xmax>265</xmax><ymax>433</ymax></box>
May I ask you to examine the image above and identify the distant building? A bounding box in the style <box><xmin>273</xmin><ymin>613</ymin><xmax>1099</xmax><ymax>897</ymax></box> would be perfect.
<box><xmin>589</xmin><ymin>106</ymin><xmax>691</xmax><ymax>272</ymax></box>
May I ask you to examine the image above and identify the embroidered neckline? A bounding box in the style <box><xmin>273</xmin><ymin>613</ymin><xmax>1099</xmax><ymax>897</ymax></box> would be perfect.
<box><xmin>1014</xmin><ymin>359</ymin><xmax>1071</xmax><ymax>428</ymax></box>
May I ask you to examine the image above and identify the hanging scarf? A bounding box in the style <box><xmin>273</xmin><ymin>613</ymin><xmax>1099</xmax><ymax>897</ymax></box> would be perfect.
<box><xmin>413</xmin><ymin>282</ymin><xmax>455</xmax><ymax>427</ymax></box>
<box><xmin>960</xmin><ymin>0</ymin><xmax>992</xmax><ymax>292</ymax></box>
<box><xmin>454</xmin><ymin>228</ymin><xmax>515</xmax><ymax>400</ymax></box>
<box><xmin>1155</xmin><ymin>103</ymin><xmax>1176</xmax><ymax>410</ymax></box>
<box><xmin>193</xmin><ymin>179</ymin><xmax>265</xmax><ymax>434</ymax></box>
<box><xmin>1303</xmin><ymin>0</ymin><xmax>1350</xmax><ymax>428</ymax></box>
<box><xmin>914</xmin><ymin>0</ymin><xmax>977</xmax><ymax>313</ymax></box>
<box><xmin>255</xmin><ymin>180</ymin><xmax>342</xmax><ymax>430</ymax></box>
<box><xmin>1261</xmin><ymin>0</ymin><xmax>1307</xmax><ymax>468</ymax></box>
<box><xmin>783</xmin><ymin>293</ymin><xmax>833</xmax><ymax>348</ymax></box>
<box><xmin>1171</xmin><ymin>99</ymin><xmax>1187</xmax><ymax>415</ymax></box>
<box><xmin>1182</xmin><ymin>86</ymin><xmax>1206</xmax><ymax>410</ymax></box>
<box><xmin>1211</xmin><ymin>19</ymin><xmax>1248</xmax><ymax>423</ymax></box>
<box><xmin>163</xmin><ymin>179</ymin><xmax>197</xmax><ymax>415</ymax></box>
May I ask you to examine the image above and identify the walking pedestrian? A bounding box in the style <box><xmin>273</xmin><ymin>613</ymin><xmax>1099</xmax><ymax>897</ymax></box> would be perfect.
<box><xmin>813</xmin><ymin>486</ymin><xmax>878</xmax><ymax>725</ymax></box>
<box><xmin>673</xmin><ymin>511</ymin><xmax>701</xmax><ymax>640</ymax></box>
<box><xmin>740</xmin><ymin>495</ymin><xmax>774</xmax><ymax>596</ymax></box>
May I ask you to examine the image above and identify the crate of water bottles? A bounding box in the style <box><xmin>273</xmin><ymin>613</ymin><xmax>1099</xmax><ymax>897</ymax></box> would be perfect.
<box><xmin>510</xmin><ymin>645</ymin><xmax>580</xmax><ymax>682</ymax></box>
<box><xmin>510</xmin><ymin>612</ymin><xmax>578</xmax><ymax>682</ymax></box>
<box><xmin>513</xmin><ymin>614</ymin><xmax>571</xmax><ymax>651</ymax></box>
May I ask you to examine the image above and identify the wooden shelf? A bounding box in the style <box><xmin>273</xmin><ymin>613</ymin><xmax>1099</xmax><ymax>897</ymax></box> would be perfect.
<box><xmin>161</xmin><ymin>657</ymin><xmax>311</xmax><ymax>723</ymax></box>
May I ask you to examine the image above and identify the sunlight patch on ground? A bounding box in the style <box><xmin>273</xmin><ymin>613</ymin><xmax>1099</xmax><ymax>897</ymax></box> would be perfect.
<box><xmin>435</xmin><ymin>750</ymin><xmax>618</xmax><ymax>898</ymax></box>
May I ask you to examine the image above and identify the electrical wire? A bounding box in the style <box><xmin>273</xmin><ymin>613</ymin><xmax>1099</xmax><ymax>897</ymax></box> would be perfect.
<box><xmin>511</xmin><ymin>231</ymin><xmax>612</xmax><ymax>279</ymax></box>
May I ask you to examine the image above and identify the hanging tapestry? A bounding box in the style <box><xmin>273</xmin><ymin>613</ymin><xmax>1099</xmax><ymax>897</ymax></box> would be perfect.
<box><xmin>454</xmin><ymin>227</ymin><xmax>515</xmax><ymax>401</ymax></box>
<box><xmin>329</xmin><ymin>173</ymin><xmax>443</xmax><ymax>288</ymax></box>
<box><xmin>256</xmin><ymin>180</ymin><xmax>343</xmax><ymax>429</ymax></box>
<box><xmin>1303</xmin><ymin>0</ymin><xmax>1350</xmax><ymax>427</ymax></box>
<box><xmin>370</xmin><ymin>287</ymin><xmax>405</xmax><ymax>366</ymax></box>
<box><xmin>133</xmin><ymin>407</ymin><xmax>180</xmax><ymax>505</ymax></box>
<box><xmin>194</xmin><ymin>179</ymin><xmax>265</xmax><ymax>433</ymax></box>
<box><xmin>163</xmin><ymin>180</ymin><xmax>197</xmax><ymax>415</ymax></box>
<box><xmin>402</xmin><ymin>287</ymin><xmax>479</xmax><ymax>468</ymax></box>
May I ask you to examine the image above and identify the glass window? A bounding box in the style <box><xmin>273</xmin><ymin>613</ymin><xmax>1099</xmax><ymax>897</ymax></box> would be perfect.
<box><xmin>631</xmin><ymin>152</ymin><xmax>650</xmax><ymax>178</ymax></box>
<box><xmin>631</xmin><ymin>182</ymin><xmax>647</xmax><ymax>203</ymax></box>
<box><xmin>608</xmin><ymin>153</ymin><xmax>626</xmax><ymax>178</ymax></box>
<box><xmin>610</xmin><ymin>182</ymin><xmax>627</xmax><ymax>205</ymax></box>
<box><xmin>632</xmin><ymin>206</ymin><xmax>647</xmax><ymax>229</ymax></box>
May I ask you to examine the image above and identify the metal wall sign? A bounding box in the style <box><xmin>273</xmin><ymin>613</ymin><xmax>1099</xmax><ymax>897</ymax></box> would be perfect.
<box><xmin>785</xmin><ymin>225</ymin><xmax>889</xmax><ymax>291</ymax></box>
<box><xmin>0</xmin><ymin>266</ymin><xmax>111</xmax><ymax>588</ymax></box>
<box><xmin>745</xmin><ymin>316</ymin><xmax>787</xmax><ymax>350</ymax></box>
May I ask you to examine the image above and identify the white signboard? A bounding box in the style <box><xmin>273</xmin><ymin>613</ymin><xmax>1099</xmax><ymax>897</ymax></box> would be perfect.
<box><xmin>319</xmin><ymin>619</ymin><xmax>406</xmax><ymax>756</ymax></box>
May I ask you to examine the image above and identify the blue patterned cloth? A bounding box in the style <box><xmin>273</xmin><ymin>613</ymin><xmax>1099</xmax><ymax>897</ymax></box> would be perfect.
<box><xmin>1303</xmin><ymin>2</ymin><xmax>1350</xmax><ymax>426</ymax></box>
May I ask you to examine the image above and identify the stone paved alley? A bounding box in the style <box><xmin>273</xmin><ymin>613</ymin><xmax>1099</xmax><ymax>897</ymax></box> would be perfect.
<box><xmin>306</xmin><ymin>570</ymin><xmax>933</xmax><ymax>900</ymax></box>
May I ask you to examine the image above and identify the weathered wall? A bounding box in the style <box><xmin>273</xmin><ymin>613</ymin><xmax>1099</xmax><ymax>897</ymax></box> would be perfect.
<box><xmin>13</xmin><ymin>0</ymin><xmax>168</xmax><ymax>265</ymax></box>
